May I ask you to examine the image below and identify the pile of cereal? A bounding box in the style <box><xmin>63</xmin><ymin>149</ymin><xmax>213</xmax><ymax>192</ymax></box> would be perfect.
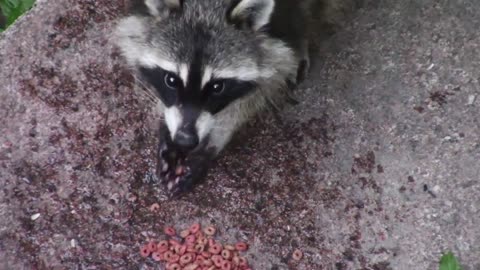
<box><xmin>140</xmin><ymin>222</ymin><xmax>252</xmax><ymax>270</ymax></box>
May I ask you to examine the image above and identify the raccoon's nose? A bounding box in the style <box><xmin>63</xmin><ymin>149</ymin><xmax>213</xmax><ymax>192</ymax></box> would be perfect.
<box><xmin>174</xmin><ymin>129</ymin><xmax>199</xmax><ymax>152</ymax></box>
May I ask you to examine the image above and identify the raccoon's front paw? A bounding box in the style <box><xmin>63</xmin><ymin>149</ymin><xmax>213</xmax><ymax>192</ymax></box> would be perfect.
<box><xmin>156</xmin><ymin>141</ymin><xmax>214</xmax><ymax>197</ymax></box>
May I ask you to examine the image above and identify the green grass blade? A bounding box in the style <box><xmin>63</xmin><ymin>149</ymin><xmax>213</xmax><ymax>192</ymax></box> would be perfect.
<box><xmin>0</xmin><ymin>0</ymin><xmax>35</xmax><ymax>28</ymax></box>
<box><xmin>439</xmin><ymin>252</ymin><xmax>462</xmax><ymax>270</ymax></box>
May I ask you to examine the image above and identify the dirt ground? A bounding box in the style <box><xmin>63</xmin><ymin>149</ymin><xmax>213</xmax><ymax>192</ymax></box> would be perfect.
<box><xmin>1</xmin><ymin>0</ymin><xmax>479</xmax><ymax>269</ymax></box>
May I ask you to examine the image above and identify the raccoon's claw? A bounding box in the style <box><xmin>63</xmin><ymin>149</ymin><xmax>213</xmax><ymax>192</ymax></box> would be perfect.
<box><xmin>156</xmin><ymin>140</ymin><xmax>177</xmax><ymax>184</ymax></box>
<box><xmin>164</xmin><ymin>151</ymin><xmax>213</xmax><ymax>198</ymax></box>
<box><xmin>156</xmin><ymin>137</ymin><xmax>214</xmax><ymax>197</ymax></box>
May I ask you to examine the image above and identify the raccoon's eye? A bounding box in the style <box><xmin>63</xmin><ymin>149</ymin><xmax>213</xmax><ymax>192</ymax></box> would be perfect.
<box><xmin>164</xmin><ymin>73</ymin><xmax>181</xmax><ymax>90</ymax></box>
<box><xmin>207</xmin><ymin>81</ymin><xmax>225</xmax><ymax>95</ymax></box>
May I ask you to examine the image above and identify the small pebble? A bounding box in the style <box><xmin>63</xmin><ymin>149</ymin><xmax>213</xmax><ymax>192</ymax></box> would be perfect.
<box><xmin>468</xmin><ymin>95</ymin><xmax>476</xmax><ymax>105</ymax></box>
<box><xmin>31</xmin><ymin>213</ymin><xmax>41</xmax><ymax>221</ymax></box>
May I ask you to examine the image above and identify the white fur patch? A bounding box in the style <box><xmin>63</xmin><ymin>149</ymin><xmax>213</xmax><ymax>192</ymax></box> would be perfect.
<box><xmin>139</xmin><ymin>53</ymin><xmax>178</xmax><ymax>74</ymax></box>
<box><xmin>214</xmin><ymin>66</ymin><xmax>274</xmax><ymax>81</ymax></box>
<box><xmin>165</xmin><ymin>106</ymin><xmax>182</xmax><ymax>139</ymax></box>
<box><xmin>231</xmin><ymin>0</ymin><xmax>275</xmax><ymax>31</ymax></box>
<box><xmin>196</xmin><ymin>112</ymin><xmax>215</xmax><ymax>141</ymax></box>
<box><xmin>201</xmin><ymin>66</ymin><xmax>213</xmax><ymax>88</ymax></box>
<box><xmin>179</xmin><ymin>64</ymin><xmax>189</xmax><ymax>87</ymax></box>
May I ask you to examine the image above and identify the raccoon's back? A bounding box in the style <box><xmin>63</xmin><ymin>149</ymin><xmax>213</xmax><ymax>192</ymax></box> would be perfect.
<box><xmin>268</xmin><ymin>0</ymin><xmax>357</xmax><ymax>51</ymax></box>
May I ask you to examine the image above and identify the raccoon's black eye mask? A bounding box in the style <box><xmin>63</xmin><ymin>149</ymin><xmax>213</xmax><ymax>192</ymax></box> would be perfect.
<box><xmin>139</xmin><ymin>66</ymin><xmax>257</xmax><ymax>113</ymax></box>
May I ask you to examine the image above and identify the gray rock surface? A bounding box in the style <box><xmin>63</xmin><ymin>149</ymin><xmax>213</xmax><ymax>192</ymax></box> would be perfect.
<box><xmin>1</xmin><ymin>0</ymin><xmax>479</xmax><ymax>269</ymax></box>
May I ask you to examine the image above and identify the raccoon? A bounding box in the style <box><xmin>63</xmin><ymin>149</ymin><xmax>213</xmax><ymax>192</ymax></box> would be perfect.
<box><xmin>113</xmin><ymin>0</ymin><xmax>351</xmax><ymax>197</ymax></box>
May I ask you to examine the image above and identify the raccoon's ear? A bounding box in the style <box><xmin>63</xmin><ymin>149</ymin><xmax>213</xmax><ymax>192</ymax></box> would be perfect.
<box><xmin>228</xmin><ymin>0</ymin><xmax>275</xmax><ymax>31</ymax></box>
<box><xmin>144</xmin><ymin>0</ymin><xmax>182</xmax><ymax>17</ymax></box>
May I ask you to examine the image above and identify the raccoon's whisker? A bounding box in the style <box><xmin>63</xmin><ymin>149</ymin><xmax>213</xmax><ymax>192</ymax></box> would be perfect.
<box><xmin>133</xmin><ymin>76</ymin><xmax>158</xmax><ymax>103</ymax></box>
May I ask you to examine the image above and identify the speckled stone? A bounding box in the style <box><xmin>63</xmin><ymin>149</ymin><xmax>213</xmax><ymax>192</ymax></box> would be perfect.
<box><xmin>1</xmin><ymin>1</ymin><xmax>479</xmax><ymax>270</ymax></box>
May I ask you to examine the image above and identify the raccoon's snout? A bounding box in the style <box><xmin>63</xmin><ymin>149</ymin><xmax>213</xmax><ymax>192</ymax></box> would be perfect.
<box><xmin>173</xmin><ymin>128</ymin><xmax>199</xmax><ymax>152</ymax></box>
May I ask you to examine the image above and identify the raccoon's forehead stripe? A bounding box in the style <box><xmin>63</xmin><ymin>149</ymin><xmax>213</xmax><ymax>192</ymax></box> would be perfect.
<box><xmin>139</xmin><ymin>53</ymin><xmax>192</xmax><ymax>87</ymax></box>
<box><xmin>139</xmin><ymin>53</ymin><xmax>178</xmax><ymax>74</ymax></box>
<box><xmin>201</xmin><ymin>66</ymin><xmax>213</xmax><ymax>89</ymax></box>
<box><xmin>179</xmin><ymin>64</ymin><xmax>189</xmax><ymax>87</ymax></box>
<box><xmin>213</xmin><ymin>66</ymin><xmax>274</xmax><ymax>81</ymax></box>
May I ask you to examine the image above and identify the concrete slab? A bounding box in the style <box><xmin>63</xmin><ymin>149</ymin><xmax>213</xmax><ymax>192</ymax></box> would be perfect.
<box><xmin>0</xmin><ymin>0</ymin><xmax>479</xmax><ymax>269</ymax></box>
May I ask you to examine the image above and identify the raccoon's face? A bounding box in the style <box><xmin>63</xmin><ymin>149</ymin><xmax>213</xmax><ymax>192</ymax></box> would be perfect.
<box><xmin>114</xmin><ymin>0</ymin><xmax>294</xmax><ymax>152</ymax></box>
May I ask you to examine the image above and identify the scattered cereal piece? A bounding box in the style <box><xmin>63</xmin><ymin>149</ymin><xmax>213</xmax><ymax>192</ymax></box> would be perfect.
<box><xmin>189</xmin><ymin>223</ymin><xmax>201</xmax><ymax>234</ymax></box>
<box><xmin>186</xmin><ymin>235</ymin><xmax>196</xmax><ymax>244</ymax></box>
<box><xmin>195</xmin><ymin>243</ymin><xmax>206</xmax><ymax>253</ymax></box>
<box><xmin>203</xmin><ymin>226</ymin><xmax>216</xmax><ymax>236</ymax></box>
<box><xmin>212</xmin><ymin>255</ymin><xmax>223</xmax><ymax>267</ymax></box>
<box><xmin>224</xmin><ymin>245</ymin><xmax>235</xmax><ymax>251</ymax></box>
<box><xmin>164</xmin><ymin>226</ymin><xmax>176</xmax><ymax>236</ymax></box>
<box><xmin>184</xmin><ymin>263</ymin><xmax>199</xmax><ymax>270</ymax></box>
<box><xmin>180</xmin><ymin>253</ymin><xmax>194</xmax><ymax>266</ymax></box>
<box><xmin>152</xmin><ymin>251</ymin><xmax>163</xmax><ymax>261</ymax></box>
<box><xmin>140</xmin><ymin>245</ymin><xmax>151</xmax><ymax>258</ymax></box>
<box><xmin>292</xmin><ymin>249</ymin><xmax>303</xmax><ymax>261</ymax></box>
<box><xmin>201</xmin><ymin>251</ymin><xmax>212</xmax><ymax>258</ymax></box>
<box><xmin>203</xmin><ymin>258</ymin><xmax>213</xmax><ymax>267</ymax></box>
<box><xmin>195</xmin><ymin>230</ymin><xmax>204</xmax><ymax>238</ymax></box>
<box><xmin>197</xmin><ymin>236</ymin><xmax>208</xmax><ymax>246</ymax></box>
<box><xmin>175</xmin><ymin>244</ymin><xmax>187</xmax><ymax>256</ymax></box>
<box><xmin>180</xmin><ymin>229</ymin><xmax>191</xmax><ymax>238</ymax></box>
<box><xmin>164</xmin><ymin>251</ymin><xmax>174</xmax><ymax>261</ymax></box>
<box><xmin>168</xmin><ymin>254</ymin><xmax>180</xmax><ymax>263</ymax></box>
<box><xmin>235</xmin><ymin>242</ymin><xmax>248</xmax><ymax>252</ymax></box>
<box><xmin>208</xmin><ymin>243</ymin><xmax>222</xmax><ymax>255</ymax></box>
<box><xmin>208</xmin><ymin>238</ymin><xmax>215</xmax><ymax>247</ymax></box>
<box><xmin>238</xmin><ymin>257</ymin><xmax>248</xmax><ymax>267</ymax></box>
<box><xmin>169</xmin><ymin>239</ymin><xmax>181</xmax><ymax>247</ymax></box>
<box><xmin>167</xmin><ymin>263</ymin><xmax>181</xmax><ymax>270</ymax></box>
<box><xmin>221</xmin><ymin>260</ymin><xmax>232</xmax><ymax>270</ymax></box>
<box><xmin>157</xmin><ymin>240</ymin><xmax>169</xmax><ymax>252</ymax></box>
<box><xmin>195</xmin><ymin>255</ymin><xmax>205</xmax><ymax>264</ymax></box>
<box><xmin>221</xmin><ymin>249</ymin><xmax>232</xmax><ymax>260</ymax></box>
<box><xmin>187</xmin><ymin>245</ymin><xmax>197</xmax><ymax>253</ymax></box>
<box><xmin>147</xmin><ymin>241</ymin><xmax>157</xmax><ymax>252</ymax></box>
